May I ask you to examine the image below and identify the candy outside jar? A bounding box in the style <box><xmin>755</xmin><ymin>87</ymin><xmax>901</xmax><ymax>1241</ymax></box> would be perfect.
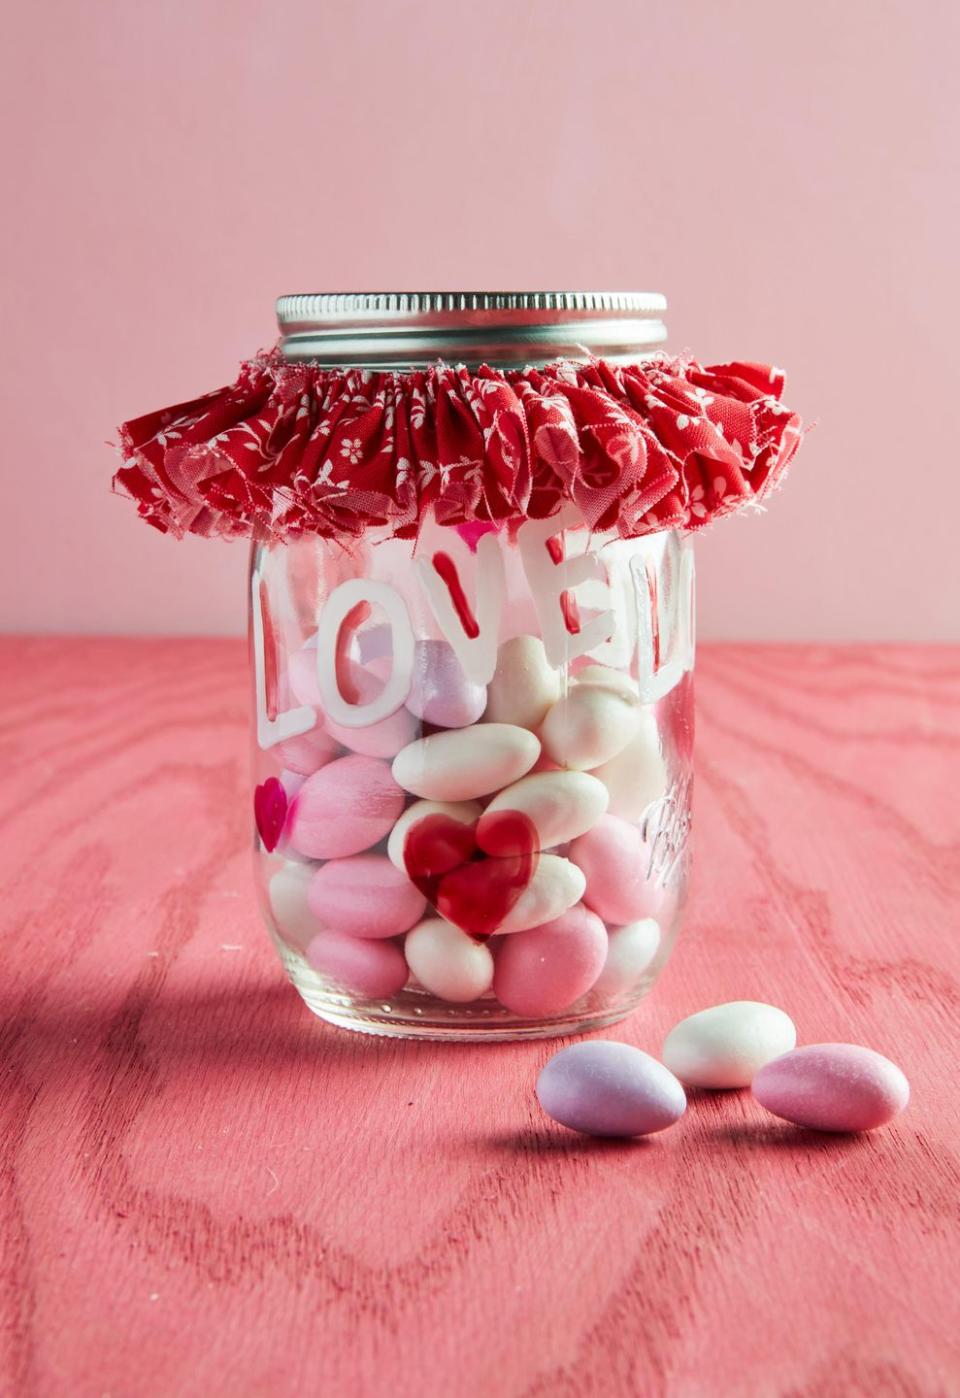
<box><xmin>115</xmin><ymin>291</ymin><xmax>804</xmax><ymax>1040</ymax></box>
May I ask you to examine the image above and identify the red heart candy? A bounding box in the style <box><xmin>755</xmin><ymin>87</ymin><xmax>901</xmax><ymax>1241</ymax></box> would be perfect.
<box><xmin>254</xmin><ymin>776</ymin><xmax>288</xmax><ymax>852</ymax></box>
<box><xmin>403</xmin><ymin>810</ymin><xmax>539</xmax><ymax>938</ymax></box>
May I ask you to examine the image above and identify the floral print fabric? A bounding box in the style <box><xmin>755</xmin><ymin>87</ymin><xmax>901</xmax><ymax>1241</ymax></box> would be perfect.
<box><xmin>115</xmin><ymin>351</ymin><xmax>803</xmax><ymax>544</ymax></box>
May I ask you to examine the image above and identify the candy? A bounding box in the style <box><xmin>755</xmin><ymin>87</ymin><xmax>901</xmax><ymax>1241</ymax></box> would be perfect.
<box><xmin>495</xmin><ymin>854</ymin><xmax>586</xmax><ymax>934</ymax></box>
<box><xmin>485</xmin><ymin>635</ymin><xmax>560</xmax><ymax>729</ymax></box>
<box><xmin>530</xmin><ymin>751</ymin><xmax>563</xmax><ymax>774</ymax></box>
<box><xmin>589</xmin><ymin>709</ymin><xmax>667</xmax><ymax>821</ymax></box>
<box><xmin>287</xmin><ymin>754</ymin><xmax>404</xmax><ymax>859</ymax></box>
<box><xmin>663</xmin><ymin>1001</ymin><xmax>798</xmax><ymax>1089</ymax></box>
<box><xmin>536</xmin><ymin>1041</ymin><xmax>687</xmax><ymax>1137</ymax></box>
<box><xmin>568</xmin><ymin>815</ymin><xmax>659</xmax><ymax>924</ymax></box>
<box><xmin>323</xmin><ymin>659</ymin><xmax>418</xmax><ymax>759</ymax></box>
<box><xmin>305</xmin><ymin>929</ymin><xmax>409</xmax><ymax>998</ymax></box>
<box><xmin>404</xmin><ymin>917</ymin><xmax>495</xmax><ymax>1002</ymax></box>
<box><xmin>477</xmin><ymin>771</ymin><xmax>609</xmax><ymax>855</ymax></box>
<box><xmin>276</xmin><ymin>724</ymin><xmax>340</xmax><ymax>776</ymax></box>
<box><xmin>356</xmin><ymin>623</ymin><xmax>394</xmax><ymax>663</ymax></box>
<box><xmin>308</xmin><ymin>854</ymin><xmax>427</xmax><ymax>939</ymax></box>
<box><xmin>405</xmin><ymin>639</ymin><xmax>487</xmax><ymax>728</ymax></box>
<box><xmin>278</xmin><ymin>769</ymin><xmax>305</xmax><ymax>803</ymax></box>
<box><xmin>752</xmin><ymin>1044</ymin><xmax>910</xmax><ymax>1132</ymax></box>
<box><xmin>287</xmin><ymin>639</ymin><xmax>324</xmax><ymax>706</ymax></box>
<box><xmin>287</xmin><ymin>644</ymin><xmax>416</xmax><ymax>759</ymax></box>
<box><xmin>267</xmin><ymin>861</ymin><xmax>323</xmax><ymax>953</ymax></box>
<box><xmin>574</xmin><ymin>664</ymin><xmax>639</xmax><ymax>699</ymax></box>
<box><xmin>492</xmin><ymin>904</ymin><xmax>607</xmax><ymax>1015</ymax></box>
<box><xmin>540</xmin><ymin>683</ymin><xmax>641</xmax><ymax>771</ymax></box>
<box><xmin>387</xmin><ymin>799</ymin><xmax>482</xmax><ymax>870</ymax></box>
<box><xmin>595</xmin><ymin>918</ymin><xmax>661</xmax><ymax>995</ymax></box>
<box><xmin>392</xmin><ymin>723</ymin><xmax>540</xmax><ymax>802</ymax></box>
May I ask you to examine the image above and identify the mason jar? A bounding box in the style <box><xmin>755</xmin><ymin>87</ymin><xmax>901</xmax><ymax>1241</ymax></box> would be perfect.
<box><xmin>250</xmin><ymin>292</ymin><xmax>695</xmax><ymax>1039</ymax></box>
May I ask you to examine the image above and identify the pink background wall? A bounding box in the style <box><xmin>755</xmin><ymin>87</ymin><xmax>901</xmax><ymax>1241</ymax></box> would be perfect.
<box><xmin>1</xmin><ymin>0</ymin><xmax>957</xmax><ymax>640</ymax></box>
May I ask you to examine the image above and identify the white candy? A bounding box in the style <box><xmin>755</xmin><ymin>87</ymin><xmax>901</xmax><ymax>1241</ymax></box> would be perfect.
<box><xmin>392</xmin><ymin>723</ymin><xmax>540</xmax><ymax>801</ymax></box>
<box><xmin>268</xmin><ymin>861</ymin><xmax>324</xmax><ymax>953</ymax></box>
<box><xmin>575</xmin><ymin>664</ymin><xmax>639</xmax><ymax>700</ymax></box>
<box><xmin>595</xmin><ymin>918</ymin><xmax>661</xmax><ymax>995</ymax></box>
<box><xmin>404</xmin><ymin>918</ymin><xmax>494</xmax><ymax>1002</ymax></box>
<box><xmin>589</xmin><ymin>709</ymin><xmax>667</xmax><ymax>820</ymax></box>
<box><xmin>540</xmin><ymin>683</ymin><xmax>641</xmax><ymax>771</ymax></box>
<box><xmin>386</xmin><ymin>799</ymin><xmax>482</xmax><ymax>870</ymax></box>
<box><xmin>663</xmin><ymin>1001</ymin><xmax>798</xmax><ymax>1089</ymax></box>
<box><xmin>496</xmin><ymin>854</ymin><xmax>586</xmax><ymax>934</ymax></box>
<box><xmin>485</xmin><ymin>635</ymin><xmax>561</xmax><ymax>730</ymax></box>
<box><xmin>477</xmin><ymin>771</ymin><xmax>609</xmax><ymax>854</ymax></box>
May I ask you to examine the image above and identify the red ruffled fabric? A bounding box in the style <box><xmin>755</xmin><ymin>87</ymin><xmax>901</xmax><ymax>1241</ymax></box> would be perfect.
<box><xmin>114</xmin><ymin>350</ymin><xmax>803</xmax><ymax>544</ymax></box>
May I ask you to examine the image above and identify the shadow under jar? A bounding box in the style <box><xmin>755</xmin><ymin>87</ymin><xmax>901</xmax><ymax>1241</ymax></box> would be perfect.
<box><xmin>252</xmin><ymin>292</ymin><xmax>695</xmax><ymax>1040</ymax></box>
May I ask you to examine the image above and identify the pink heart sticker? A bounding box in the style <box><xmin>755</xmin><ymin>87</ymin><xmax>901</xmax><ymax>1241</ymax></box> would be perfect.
<box><xmin>254</xmin><ymin>776</ymin><xmax>288</xmax><ymax>852</ymax></box>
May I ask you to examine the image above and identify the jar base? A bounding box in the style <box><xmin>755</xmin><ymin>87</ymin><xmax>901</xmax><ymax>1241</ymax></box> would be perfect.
<box><xmin>274</xmin><ymin>934</ymin><xmax>653</xmax><ymax>1042</ymax></box>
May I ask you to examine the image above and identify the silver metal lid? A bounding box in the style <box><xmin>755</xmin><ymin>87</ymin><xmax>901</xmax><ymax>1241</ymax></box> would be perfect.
<box><xmin>276</xmin><ymin>291</ymin><xmax>667</xmax><ymax>369</ymax></box>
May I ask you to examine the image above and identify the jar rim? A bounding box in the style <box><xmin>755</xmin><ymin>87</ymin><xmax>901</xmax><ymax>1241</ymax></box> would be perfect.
<box><xmin>276</xmin><ymin>290</ymin><xmax>668</xmax><ymax>368</ymax></box>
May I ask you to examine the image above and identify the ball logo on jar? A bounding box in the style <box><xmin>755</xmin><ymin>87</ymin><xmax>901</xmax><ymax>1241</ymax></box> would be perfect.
<box><xmin>252</xmin><ymin>512</ymin><xmax>694</xmax><ymax>751</ymax></box>
<box><xmin>642</xmin><ymin>771</ymin><xmax>694</xmax><ymax>890</ymax></box>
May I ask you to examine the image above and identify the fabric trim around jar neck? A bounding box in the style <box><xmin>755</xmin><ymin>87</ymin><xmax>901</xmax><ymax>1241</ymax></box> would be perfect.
<box><xmin>113</xmin><ymin>351</ymin><xmax>805</xmax><ymax>548</ymax></box>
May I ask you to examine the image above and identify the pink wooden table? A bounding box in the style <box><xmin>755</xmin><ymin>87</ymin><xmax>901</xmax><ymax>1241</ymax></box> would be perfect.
<box><xmin>1</xmin><ymin>638</ymin><xmax>958</xmax><ymax>1397</ymax></box>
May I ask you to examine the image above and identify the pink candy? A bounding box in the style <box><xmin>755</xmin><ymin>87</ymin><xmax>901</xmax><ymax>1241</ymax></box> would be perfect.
<box><xmin>305</xmin><ymin>929</ymin><xmax>409</xmax><ymax>999</ymax></box>
<box><xmin>287</xmin><ymin>641</ymin><xmax>324</xmax><ymax>707</ymax></box>
<box><xmin>568</xmin><ymin>815</ymin><xmax>661</xmax><ymax>925</ymax></box>
<box><xmin>493</xmin><ymin>904</ymin><xmax>607</xmax><ymax>1016</ymax></box>
<box><xmin>753</xmin><ymin>1044</ymin><xmax>910</xmax><ymax>1132</ymax></box>
<box><xmin>324</xmin><ymin>658</ymin><xmax>418</xmax><ymax>759</ymax></box>
<box><xmin>287</xmin><ymin>754</ymin><xmax>404</xmax><ymax>859</ymax></box>
<box><xmin>287</xmin><ymin>645</ymin><xmax>416</xmax><ymax>758</ymax></box>
<box><xmin>308</xmin><ymin>854</ymin><xmax>426</xmax><ymax>939</ymax></box>
<box><xmin>277</xmin><ymin>724</ymin><xmax>340</xmax><ymax>776</ymax></box>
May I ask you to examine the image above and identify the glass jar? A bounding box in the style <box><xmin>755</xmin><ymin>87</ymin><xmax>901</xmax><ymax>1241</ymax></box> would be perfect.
<box><xmin>251</xmin><ymin>292</ymin><xmax>695</xmax><ymax>1039</ymax></box>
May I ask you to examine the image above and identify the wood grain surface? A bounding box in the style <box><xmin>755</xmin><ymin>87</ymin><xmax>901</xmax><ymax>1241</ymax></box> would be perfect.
<box><xmin>1</xmin><ymin>637</ymin><xmax>958</xmax><ymax>1398</ymax></box>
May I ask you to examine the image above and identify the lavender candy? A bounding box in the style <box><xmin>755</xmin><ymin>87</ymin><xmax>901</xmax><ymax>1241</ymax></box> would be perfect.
<box><xmin>536</xmin><ymin>1041</ymin><xmax>687</xmax><ymax>1137</ymax></box>
<box><xmin>405</xmin><ymin>639</ymin><xmax>487</xmax><ymax>729</ymax></box>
